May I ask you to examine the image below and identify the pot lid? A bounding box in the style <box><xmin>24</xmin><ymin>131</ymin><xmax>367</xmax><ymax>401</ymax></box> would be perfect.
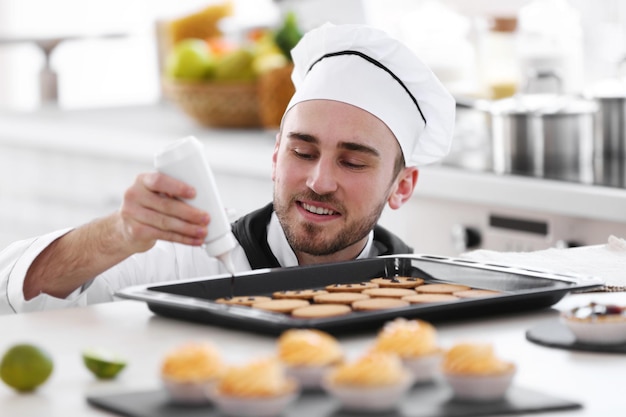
<box><xmin>489</xmin><ymin>92</ymin><xmax>598</xmax><ymax>116</ymax></box>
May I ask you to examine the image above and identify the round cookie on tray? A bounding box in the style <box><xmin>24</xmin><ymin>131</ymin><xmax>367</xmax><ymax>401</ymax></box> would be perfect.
<box><xmin>252</xmin><ymin>299</ymin><xmax>310</xmax><ymax>313</ymax></box>
<box><xmin>402</xmin><ymin>293</ymin><xmax>460</xmax><ymax>304</ymax></box>
<box><xmin>325</xmin><ymin>282</ymin><xmax>379</xmax><ymax>293</ymax></box>
<box><xmin>314</xmin><ymin>292</ymin><xmax>370</xmax><ymax>305</ymax></box>
<box><xmin>352</xmin><ymin>298</ymin><xmax>410</xmax><ymax>311</ymax></box>
<box><xmin>216</xmin><ymin>295</ymin><xmax>272</xmax><ymax>306</ymax></box>
<box><xmin>370</xmin><ymin>276</ymin><xmax>425</xmax><ymax>288</ymax></box>
<box><xmin>291</xmin><ymin>304</ymin><xmax>353</xmax><ymax>319</ymax></box>
<box><xmin>416</xmin><ymin>283</ymin><xmax>471</xmax><ymax>294</ymax></box>
<box><xmin>453</xmin><ymin>289</ymin><xmax>501</xmax><ymax>299</ymax></box>
<box><xmin>273</xmin><ymin>289</ymin><xmax>328</xmax><ymax>300</ymax></box>
<box><xmin>362</xmin><ymin>288</ymin><xmax>417</xmax><ymax>299</ymax></box>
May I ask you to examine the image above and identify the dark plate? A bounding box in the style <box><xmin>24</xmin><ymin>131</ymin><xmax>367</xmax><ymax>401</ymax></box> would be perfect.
<box><xmin>86</xmin><ymin>383</ymin><xmax>582</xmax><ymax>417</ymax></box>
<box><xmin>116</xmin><ymin>254</ymin><xmax>603</xmax><ymax>335</ymax></box>
<box><xmin>526</xmin><ymin>320</ymin><xmax>626</xmax><ymax>354</ymax></box>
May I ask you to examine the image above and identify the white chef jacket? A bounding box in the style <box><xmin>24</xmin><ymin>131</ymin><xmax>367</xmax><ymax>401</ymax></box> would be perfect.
<box><xmin>0</xmin><ymin>212</ymin><xmax>375</xmax><ymax>314</ymax></box>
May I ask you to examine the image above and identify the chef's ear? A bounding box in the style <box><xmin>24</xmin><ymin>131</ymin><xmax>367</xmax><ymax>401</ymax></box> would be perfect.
<box><xmin>387</xmin><ymin>167</ymin><xmax>418</xmax><ymax>209</ymax></box>
<box><xmin>271</xmin><ymin>132</ymin><xmax>281</xmax><ymax>181</ymax></box>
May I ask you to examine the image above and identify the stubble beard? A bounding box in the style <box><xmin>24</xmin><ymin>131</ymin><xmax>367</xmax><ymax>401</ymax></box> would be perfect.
<box><xmin>273</xmin><ymin>189</ymin><xmax>387</xmax><ymax>257</ymax></box>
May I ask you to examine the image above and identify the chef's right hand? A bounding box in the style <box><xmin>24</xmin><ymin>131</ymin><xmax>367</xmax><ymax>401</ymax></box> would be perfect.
<box><xmin>117</xmin><ymin>172</ymin><xmax>210</xmax><ymax>253</ymax></box>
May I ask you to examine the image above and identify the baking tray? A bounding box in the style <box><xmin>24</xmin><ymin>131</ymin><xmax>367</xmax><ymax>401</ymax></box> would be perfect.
<box><xmin>115</xmin><ymin>254</ymin><xmax>604</xmax><ymax>334</ymax></box>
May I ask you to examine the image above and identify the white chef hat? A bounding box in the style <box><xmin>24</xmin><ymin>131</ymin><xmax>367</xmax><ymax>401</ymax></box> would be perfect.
<box><xmin>284</xmin><ymin>23</ymin><xmax>456</xmax><ymax>167</ymax></box>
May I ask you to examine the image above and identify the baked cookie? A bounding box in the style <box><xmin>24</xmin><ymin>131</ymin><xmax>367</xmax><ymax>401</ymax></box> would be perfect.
<box><xmin>273</xmin><ymin>289</ymin><xmax>328</xmax><ymax>300</ymax></box>
<box><xmin>291</xmin><ymin>304</ymin><xmax>353</xmax><ymax>319</ymax></box>
<box><xmin>252</xmin><ymin>299</ymin><xmax>310</xmax><ymax>313</ymax></box>
<box><xmin>352</xmin><ymin>298</ymin><xmax>410</xmax><ymax>311</ymax></box>
<box><xmin>370</xmin><ymin>276</ymin><xmax>425</xmax><ymax>288</ymax></box>
<box><xmin>402</xmin><ymin>294</ymin><xmax>459</xmax><ymax>304</ymax></box>
<box><xmin>314</xmin><ymin>292</ymin><xmax>370</xmax><ymax>305</ymax></box>
<box><xmin>453</xmin><ymin>289</ymin><xmax>501</xmax><ymax>299</ymax></box>
<box><xmin>325</xmin><ymin>282</ymin><xmax>379</xmax><ymax>293</ymax></box>
<box><xmin>416</xmin><ymin>283</ymin><xmax>471</xmax><ymax>294</ymax></box>
<box><xmin>215</xmin><ymin>295</ymin><xmax>271</xmax><ymax>306</ymax></box>
<box><xmin>362</xmin><ymin>288</ymin><xmax>417</xmax><ymax>299</ymax></box>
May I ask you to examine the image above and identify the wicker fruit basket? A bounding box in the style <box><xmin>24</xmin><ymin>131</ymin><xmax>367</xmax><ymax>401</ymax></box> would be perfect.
<box><xmin>257</xmin><ymin>63</ymin><xmax>295</xmax><ymax>129</ymax></box>
<box><xmin>162</xmin><ymin>79</ymin><xmax>262</xmax><ymax>128</ymax></box>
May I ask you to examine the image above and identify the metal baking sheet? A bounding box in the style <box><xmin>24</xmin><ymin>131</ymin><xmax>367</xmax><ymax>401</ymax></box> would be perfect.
<box><xmin>115</xmin><ymin>254</ymin><xmax>604</xmax><ymax>334</ymax></box>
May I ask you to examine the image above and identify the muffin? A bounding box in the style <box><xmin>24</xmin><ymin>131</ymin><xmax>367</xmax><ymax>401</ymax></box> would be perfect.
<box><xmin>372</xmin><ymin>318</ymin><xmax>443</xmax><ymax>383</ymax></box>
<box><xmin>322</xmin><ymin>351</ymin><xmax>413</xmax><ymax>412</ymax></box>
<box><xmin>441</xmin><ymin>342</ymin><xmax>516</xmax><ymax>401</ymax></box>
<box><xmin>560</xmin><ymin>302</ymin><xmax>626</xmax><ymax>345</ymax></box>
<box><xmin>210</xmin><ymin>357</ymin><xmax>299</xmax><ymax>417</ymax></box>
<box><xmin>277</xmin><ymin>329</ymin><xmax>344</xmax><ymax>389</ymax></box>
<box><xmin>160</xmin><ymin>341</ymin><xmax>225</xmax><ymax>404</ymax></box>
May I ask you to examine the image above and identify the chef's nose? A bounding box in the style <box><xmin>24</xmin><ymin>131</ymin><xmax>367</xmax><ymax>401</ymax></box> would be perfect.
<box><xmin>306</xmin><ymin>158</ymin><xmax>338</xmax><ymax>195</ymax></box>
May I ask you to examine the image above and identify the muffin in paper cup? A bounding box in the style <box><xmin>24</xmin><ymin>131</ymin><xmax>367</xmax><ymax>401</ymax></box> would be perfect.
<box><xmin>162</xmin><ymin>378</ymin><xmax>218</xmax><ymax>405</ymax></box>
<box><xmin>160</xmin><ymin>341</ymin><xmax>225</xmax><ymax>404</ymax></box>
<box><xmin>371</xmin><ymin>318</ymin><xmax>443</xmax><ymax>383</ymax></box>
<box><xmin>403</xmin><ymin>352</ymin><xmax>443</xmax><ymax>384</ymax></box>
<box><xmin>560</xmin><ymin>302</ymin><xmax>626</xmax><ymax>345</ymax></box>
<box><xmin>443</xmin><ymin>369</ymin><xmax>516</xmax><ymax>401</ymax></box>
<box><xmin>322</xmin><ymin>351</ymin><xmax>414</xmax><ymax>412</ymax></box>
<box><xmin>276</xmin><ymin>329</ymin><xmax>344</xmax><ymax>389</ymax></box>
<box><xmin>209</xmin><ymin>389</ymin><xmax>299</xmax><ymax>417</ymax></box>
<box><xmin>441</xmin><ymin>342</ymin><xmax>516</xmax><ymax>402</ymax></box>
<box><xmin>210</xmin><ymin>357</ymin><xmax>300</xmax><ymax>417</ymax></box>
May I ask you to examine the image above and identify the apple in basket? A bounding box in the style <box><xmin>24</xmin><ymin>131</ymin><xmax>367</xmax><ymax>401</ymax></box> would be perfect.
<box><xmin>165</xmin><ymin>38</ymin><xmax>216</xmax><ymax>81</ymax></box>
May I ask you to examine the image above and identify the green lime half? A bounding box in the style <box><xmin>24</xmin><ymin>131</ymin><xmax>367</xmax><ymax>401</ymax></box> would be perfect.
<box><xmin>0</xmin><ymin>343</ymin><xmax>54</xmax><ymax>392</ymax></box>
<box><xmin>82</xmin><ymin>348</ymin><xmax>127</xmax><ymax>380</ymax></box>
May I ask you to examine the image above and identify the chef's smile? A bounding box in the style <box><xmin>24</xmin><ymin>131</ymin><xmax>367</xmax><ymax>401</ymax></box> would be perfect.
<box><xmin>297</xmin><ymin>200</ymin><xmax>341</xmax><ymax>220</ymax></box>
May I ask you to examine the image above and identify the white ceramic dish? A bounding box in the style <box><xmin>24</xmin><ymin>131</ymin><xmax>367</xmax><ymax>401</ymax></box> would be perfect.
<box><xmin>321</xmin><ymin>372</ymin><xmax>414</xmax><ymax>412</ymax></box>
<box><xmin>443</xmin><ymin>368</ymin><xmax>516</xmax><ymax>402</ymax></box>
<box><xmin>561</xmin><ymin>315</ymin><xmax>626</xmax><ymax>345</ymax></box>
<box><xmin>208</xmin><ymin>389</ymin><xmax>299</xmax><ymax>417</ymax></box>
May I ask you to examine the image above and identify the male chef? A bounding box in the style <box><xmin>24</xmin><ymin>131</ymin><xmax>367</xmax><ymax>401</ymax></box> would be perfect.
<box><xmin>0</xmin><ymin>23</ymin><xmax>455</xmax><ymax>313</ymax></box>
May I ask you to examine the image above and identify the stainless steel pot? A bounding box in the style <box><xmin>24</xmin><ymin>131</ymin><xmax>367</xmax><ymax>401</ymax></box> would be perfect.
<box><xmin>584</xmin><ymin>76</ymin><xmax>626</xmax><ymax>188</ymax></box>
<box><xmin>488</xmin><ymin>91</ymin><xmax>600</xmax><ymax>183</ymax></box>
<box><xmin>455</xmin><ymin>71</ymin><xmax>602</xmax><ymax>183</ymax></box>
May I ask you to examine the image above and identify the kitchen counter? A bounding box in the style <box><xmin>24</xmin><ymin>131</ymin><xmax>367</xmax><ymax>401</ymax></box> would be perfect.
<box><xmin>0</xmin><ymin>293</ymin><xmax>625</xmax><ymax>416</ymax></box>
<box><xmin>1</xmin><ymin>102</ymin><xmax>625</xmax><ymax>254</ymax></box>
<box><xmin>0</xmin><ymin>103</ymin><xmax>626</xmax><ymax>222</ymax></box>
<box><xmin>1</xmin><ymin>102</ymin><xmax>624</xmax><ymax>220</ymax></box>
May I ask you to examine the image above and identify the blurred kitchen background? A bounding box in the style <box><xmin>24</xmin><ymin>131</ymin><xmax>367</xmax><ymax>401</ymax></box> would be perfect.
<box><xmin>1</xmin><ymin>0</ymin><xmax>626</xmax><ymax>256</ymax></box>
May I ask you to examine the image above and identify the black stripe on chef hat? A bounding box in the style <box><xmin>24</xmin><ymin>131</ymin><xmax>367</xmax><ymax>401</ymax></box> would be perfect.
<box><xmin>307</xmin><ymin>50</ymin><xmax>427</xmax><ymax>125</ymax></box>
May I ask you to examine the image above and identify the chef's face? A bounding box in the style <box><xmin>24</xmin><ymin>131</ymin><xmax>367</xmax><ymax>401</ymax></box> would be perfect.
<box><xmin>272</xmin><ymin>99</ymin><xmax>417</xmax><ymax>264</ymax></box>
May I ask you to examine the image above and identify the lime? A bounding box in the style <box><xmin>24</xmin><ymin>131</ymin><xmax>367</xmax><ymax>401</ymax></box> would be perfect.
<box><xmin>82</xmin><ymin>348</ymin><xmax>127</xmax><ymax>380</ymax></box>
<box><xmin>0</xmin><ymin>343</ymin><xmax>54</xmax><ymax>392</ymax></box>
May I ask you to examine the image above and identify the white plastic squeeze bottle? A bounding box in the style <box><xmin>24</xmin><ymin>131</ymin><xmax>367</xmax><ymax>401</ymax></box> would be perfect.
<box><xmin>154</xmin><ymin>136</ymin><xmax>237</xmax><ymax>275</ymax></box>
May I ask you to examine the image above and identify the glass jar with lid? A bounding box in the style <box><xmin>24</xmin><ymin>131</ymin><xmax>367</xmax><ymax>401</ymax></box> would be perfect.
<box><xmin>476</xmin><ymin>15</ymin><xmax>520</xmax><ymax>99</ymax></box>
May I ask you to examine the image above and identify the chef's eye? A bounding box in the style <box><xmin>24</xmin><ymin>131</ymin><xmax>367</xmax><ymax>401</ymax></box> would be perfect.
<box><xmin>292</xmin><ymin>148</ymin><xmax>317</xmax><ymax>160</ymax></box>
<box><xmin>342</xmin><ymin>159</ymin><xmax>368</xmax><ymax>170</ymax></box>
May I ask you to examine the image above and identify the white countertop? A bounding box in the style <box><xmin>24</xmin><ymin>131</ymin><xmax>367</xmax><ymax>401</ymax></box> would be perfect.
<box><xmin>1</xmin><ymin>102</ymin><xmax>624</xmax><ymax>224</ymax></box>
<box><xmin>0</xmin><ymin>293</ymin><xmax>625</xmax><ymax>416</ymax></box>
